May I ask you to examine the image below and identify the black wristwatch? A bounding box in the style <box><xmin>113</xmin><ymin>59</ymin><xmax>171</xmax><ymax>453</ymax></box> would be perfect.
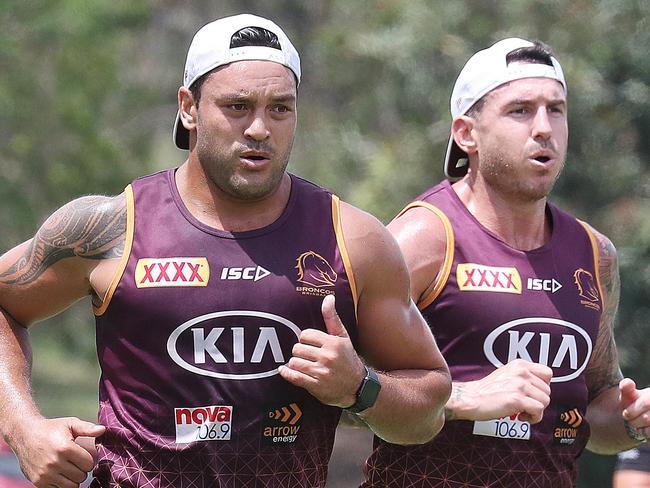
<box><xmin>346</xmin><ymin>365</ymin><xmax>381</xmax><ymax>414</ymax></box>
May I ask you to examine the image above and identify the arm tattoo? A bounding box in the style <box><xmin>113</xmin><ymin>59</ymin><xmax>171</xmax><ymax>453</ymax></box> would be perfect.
<box><xmin>0</xmin><ymin>195</ymin><xmax>126</xmax><ymax>286</ymax></box>
<box><xmin>586</xmin><ymin>228</ymin><xmax>623</xmax><ymax>401</ymax></box>
<box><xmin>444</xmin><ymin>383</ymin><xmax>465</xmax><ymax>421</ymax></box>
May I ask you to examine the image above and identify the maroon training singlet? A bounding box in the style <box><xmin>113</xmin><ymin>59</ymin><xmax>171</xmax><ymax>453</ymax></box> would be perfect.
<box><xmin>90</xmin><ymin>169</ymin><xmax>358</xmax><ymax>488</ymax></box>
<box><xmin>364</xmin><ymin>180</ymin><xmax>602</xmax><ymax>488</ymax></box>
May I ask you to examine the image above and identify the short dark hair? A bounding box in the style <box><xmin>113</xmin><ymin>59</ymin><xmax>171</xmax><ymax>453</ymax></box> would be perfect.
<box><xmin>189</xmin><ymin>26</ymin><xmax>282</xmax><ymax>107</ymax></box>
<box><xmin>466</xmin><ymin>40</ymin><xmax>556</xmax><ymax>118</ymax></box>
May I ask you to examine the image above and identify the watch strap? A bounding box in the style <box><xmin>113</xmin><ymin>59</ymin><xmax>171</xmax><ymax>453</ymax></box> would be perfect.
<box><xmin>346</xmin><ymin>365</ymin><xmax>381</xmax><ymax>414</ymax></box>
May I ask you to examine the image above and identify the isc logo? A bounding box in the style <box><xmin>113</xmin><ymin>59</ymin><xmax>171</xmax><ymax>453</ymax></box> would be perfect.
<box><xmin>167</xmin><ymin>310</ymin><xmax>301</xmax><ymax>380</ymax></box>
<box><xmin>484</xmin><ymin>317</ymin><xmax>593</xmax><ymax>383</ymax></box>
<box><xmin>527</xmin><ymin>278</ymin><xmax>562</xmax><ymax>293</ymax></box>
<box><xmin>220</xmin><ymin>266</ymin><xmax>271</xmax><ymax>282</ymax></box>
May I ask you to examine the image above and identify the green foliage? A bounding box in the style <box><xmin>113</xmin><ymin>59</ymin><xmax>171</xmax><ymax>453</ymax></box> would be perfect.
<box><xmin>0</xmin><ymin>0</ymin><xmax>151</xmax><ymax>244</ymax></box>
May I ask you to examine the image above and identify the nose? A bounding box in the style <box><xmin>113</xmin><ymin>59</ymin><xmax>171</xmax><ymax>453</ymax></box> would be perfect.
<box><xmin>532</xmin><ymin>106</ymin><xmax>552</xmax><ymax>141</ymax></box>
<box><xmin>244</xmin><ymin>111</ymin><xmax>270</xmax><ymax>141</ymax></box>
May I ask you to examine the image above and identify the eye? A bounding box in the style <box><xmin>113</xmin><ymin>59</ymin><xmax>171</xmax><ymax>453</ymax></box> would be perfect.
<box><xmin>271</xmin><ymin>105</ymin><xmax>291</xmax><ymax>113</ymax></box>
<box><xmin>510</xmin><ymin>107</ymin><xmax>529</xmax><ymax>115</ymax></box>
<box><xmin>228</xmin><ymin>103</ymin><xmax>247</xmax><ymax>111</ymax></box>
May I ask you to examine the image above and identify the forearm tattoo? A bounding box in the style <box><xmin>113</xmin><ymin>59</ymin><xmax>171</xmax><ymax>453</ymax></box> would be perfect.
<box><xmin>0</xmin><ymin>195</ymin><xmax>126</xmax><ymax>286</ymax></box>
<box><xmin>586</xmin><ymin>229</ymin><xmax>623</xmax><ymax>401</ymax></box>
<box><xmin>444</xmin><ymin>383</ymin><xmax>465</xmax><ymax>421</ymax></box>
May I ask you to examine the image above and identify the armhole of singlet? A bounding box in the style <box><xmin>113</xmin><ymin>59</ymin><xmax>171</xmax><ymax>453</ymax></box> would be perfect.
<box><xmin>577</xmin><ymin>219</ymin><xmax>605</xmax><ymax>310</ymax></box>
<box><xmin>93</xmin><ymin>184</ymin><xmax>135</xmax><ymax>317</ymax></box>
<box><xmin>396</xmin><ymin>201</ymin><xmax>455</xmax><ymax>310</ymax></box>
<box><xmin>331</xmin><ymin>195</ymin><xmax>359</xmax><ymax>321</ymax></box>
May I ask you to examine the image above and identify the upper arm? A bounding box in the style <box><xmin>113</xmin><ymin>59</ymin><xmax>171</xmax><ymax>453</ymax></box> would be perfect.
<box><xmin>0</xmin><ymin>194</ymin><xmax>126</xmax><ymax>326</ymax></box>
<box><xmin>387</xmin><ymin>205</ymin><xmax>449</xmax><ymax>306</ymax></box>
<box><xmin>584</xmin><ymin>223</ymin><xmax>623</xmax><ymax>400</ymax></box>
<box><xmin>339</xmin><ymin>202</ymin><xmax>445</xmax><ymax>372</ymax></box>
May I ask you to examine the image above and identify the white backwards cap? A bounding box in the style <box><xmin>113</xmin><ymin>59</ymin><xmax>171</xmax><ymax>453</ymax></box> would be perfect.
<box><xmin>444</xmin><ymin>37</ymin><xmax>566</xmax><ymax>178</ymax></box>
<box><xmin>173</xmin><ymin>14</ymin><xmax>301</xmax><ymax>150</ymax></box>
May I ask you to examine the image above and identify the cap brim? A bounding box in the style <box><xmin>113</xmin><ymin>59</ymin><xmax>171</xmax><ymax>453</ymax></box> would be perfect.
<box><xmin>173</xmin><ymin>110</ymin><xmax>190</xmax><ymax>150</ymax></box>
<box><xmin>444</xmin><ymin>134</ymin><xmax>469</xmax><ymax>179</ymax></box>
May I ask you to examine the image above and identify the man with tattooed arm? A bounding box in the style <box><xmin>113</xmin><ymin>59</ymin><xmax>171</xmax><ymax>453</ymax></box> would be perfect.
<box><xmin>0</xmin><ymin>14</ymin><xmax>450</xmax><ymax>488</ymax></box>
<box><xmin>363</xmin><ymin>38</ymin><xmax>650</xmax><ymax>488</ymax></box>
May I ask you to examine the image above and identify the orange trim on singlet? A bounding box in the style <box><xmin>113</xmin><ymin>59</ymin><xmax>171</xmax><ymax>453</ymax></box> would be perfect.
<box><xmin>578</xmin><ymin>220</ymin><xmax>605</xmax><ymax>310</ymax></box>
<box><xmin>396</xmin><ymin>201</ymin><xmax>455</xmax><ymax>310</ymax></box>
<box><xmin>94</xmin><ymin>185</ymin><xmax>135</xmax><ymax>317</ymax></box>
<box><xmin>331</xmin><ymin>195</ymin><xmax>359</xmax><ymax>321</ymax></box>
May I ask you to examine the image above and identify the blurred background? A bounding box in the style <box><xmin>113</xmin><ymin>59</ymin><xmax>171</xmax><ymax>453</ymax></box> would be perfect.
<box><xmin>0</xmin><ymin>0</ymin><xmax>648</xmax><ymax>486</ymax></box>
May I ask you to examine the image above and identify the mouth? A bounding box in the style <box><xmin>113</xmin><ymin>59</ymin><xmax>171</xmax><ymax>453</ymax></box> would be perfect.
<box><xmin>240</xmin><ymin>152</ymin><xmax>272</xmax><ymax>166</ymax></box>
<box><xmin>529</xmin><ymin>152</ymin><xmax>555</xmax><ymax>165</ymax></box>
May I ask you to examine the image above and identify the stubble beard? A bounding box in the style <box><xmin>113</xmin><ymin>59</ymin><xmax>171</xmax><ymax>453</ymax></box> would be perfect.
<box><xmin>197</xmin><ymin>139</ymin><xmax>294</xmax><ymax>202</ymax></box>
<box><xmin>479</xmin><ymin>150</ymin><xmax>564</xmax><ymax>204</ymax></box>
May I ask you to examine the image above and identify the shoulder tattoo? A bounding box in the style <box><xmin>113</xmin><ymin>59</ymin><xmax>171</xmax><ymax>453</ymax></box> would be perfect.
<box><xmin>0</xmin><ymin>195</ymin><xmax>127</xmax><ymax>285</ymax></box>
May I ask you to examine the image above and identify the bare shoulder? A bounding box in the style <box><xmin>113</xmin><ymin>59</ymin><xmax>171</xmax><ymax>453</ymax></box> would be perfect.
<box><xmin>0</xmin><ymin>193</ymin><xmax>127</xmax><ymax>325</ymax></box>
<box><xmin>0</xmin><ymin>194</ymin><xmax>127</xmax><ymax>286</ymax></box>
<box><xmin>338</xmin><ymin>201</ymin><xmax>404</xmax><ymax>268</ymax></box>
<box><xmin>337</xmin><ymin>201</ymin><xmax>410</xmax><ymax>297</ymax></box>
<box><xmin>388</xmin><ymin>205</ymin><xmax>449</xmax><ymax>263</ymax></box>
<box><xmin>388</xmin><ymin>204</ymin><xmax>450</xmax><ymax>304</ymax></box>
<box><xmin>581</xmin><ymin>221</ymin><xmax>618</xmax><ymax>264</ymax></box>
<box><xmin>580</xmin><ymin>221</ymin><xmax>619</xmax><ymax>303</ymax></box>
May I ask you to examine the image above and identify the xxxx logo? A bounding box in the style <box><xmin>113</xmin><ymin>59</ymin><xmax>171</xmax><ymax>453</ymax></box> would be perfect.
<box><xmin>268</xmin><ymin>403</ymin><xmax>302</xmax><ymax>425</ymax></box>
<box><xmin>457</xmin><ymin>263</ymin><xmax>522</xmax><ymax>294</ymax></box>
<box><xmin>135</xmin><ymin>257</ymin><xmax>209</xmax><ymax>288</ymax></box>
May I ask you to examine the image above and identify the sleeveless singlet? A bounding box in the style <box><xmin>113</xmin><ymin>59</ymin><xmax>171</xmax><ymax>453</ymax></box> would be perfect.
<box><xmin>364</xmin><ymin>180</ymin><xmax>602</xmax><ymax>488</ymax></box>
<box><xmin>90</xmin><ymin>169</ymin><xmax>358</xmax><ymax>488</ymax></box>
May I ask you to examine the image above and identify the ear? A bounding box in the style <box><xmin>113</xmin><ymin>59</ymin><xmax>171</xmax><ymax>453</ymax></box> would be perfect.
<box><xmin>178</xmin><ymin>87</ymin><xmax>198</xmax><ymax>131</ymax></box>
<box><xmin>452</xmin><ymin>115</ymin><xmax>478</xmax><ymax>156</ymax></box>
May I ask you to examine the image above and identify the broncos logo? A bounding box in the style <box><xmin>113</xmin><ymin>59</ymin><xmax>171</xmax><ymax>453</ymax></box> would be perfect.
<box><xmin>295</xmin><ymin>251</ymin><xmax>337</xmax><ymax>288</ymax></box>
<box><xmin>573</xmin><ymin>268</ymin><xmax>600</xmax><ymax>303</ymax></box>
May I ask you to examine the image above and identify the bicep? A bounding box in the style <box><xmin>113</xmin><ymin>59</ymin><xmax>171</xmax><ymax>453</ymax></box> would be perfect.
<box><xmin>341</xmin><ymin>204</ymin><xmax>443</xmax><ymax>371</ymax></box>
<box><xmin>357</xmin><ymin>294</ymin><xmax>443</xmax><ymax>372</ymax></box>
<box><xmin>0</xmin><ymin>194</ymin><xmax>126</xmax><ymax>326</ymax></box>
<box><xmin>0</xmin><ymin>239</ymin><xmax>91</xmax><ymax>325</ymax></box>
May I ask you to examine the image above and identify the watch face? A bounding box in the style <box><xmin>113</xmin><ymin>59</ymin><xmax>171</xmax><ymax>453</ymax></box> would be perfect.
<box><xmin>348</xmin><ymin>367</ymin><xmax>381</xmax><ymax>413</ymax></box>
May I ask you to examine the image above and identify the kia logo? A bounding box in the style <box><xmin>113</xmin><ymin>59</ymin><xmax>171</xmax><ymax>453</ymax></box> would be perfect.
<box><xmin>167</xmin><ymin>311</ymin><xmax>301</xmax><ymax>380</ymax></box>
<box><xmin>483</xmin><ymin>317</ymin><xmax>593</xmax><ymax>383</ymax></box>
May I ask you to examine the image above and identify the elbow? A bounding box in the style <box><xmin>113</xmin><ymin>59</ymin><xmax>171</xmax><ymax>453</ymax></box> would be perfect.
<box><xmin>422</xmin><ymin>369</ymin><xmax>452</xmax><ymax>442</ymax></box>
<box><xmin>385</xmin><ymin>372</ymin><xmax>451</xmax><ymax>446</ymax></box>
<box><xmin>385</xmin><ymin>409</ymin><xmax>446</xmax><ymax>446</ymax></box>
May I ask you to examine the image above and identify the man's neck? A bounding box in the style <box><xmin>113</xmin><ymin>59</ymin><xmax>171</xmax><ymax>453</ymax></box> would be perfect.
<box><xmin>452</xmin><ymin>177</ymin><xmax>551</xmax><ymax>251</ymax></box>
<box><xmin>174</xmin><ymin>160</ymin><xmax>292</xmax><ymax>233</ymax></box>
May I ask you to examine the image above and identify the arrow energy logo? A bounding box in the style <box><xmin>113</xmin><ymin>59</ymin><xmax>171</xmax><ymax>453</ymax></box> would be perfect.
<box><xmin>262</xmin><ymin>402</ymin><xmax>303</xmax><ymax>445</ymax></box>
<box><xmin>554</xmin><ymin>407</ymin><xmax>583</xmax><ymax>445</ymax></box>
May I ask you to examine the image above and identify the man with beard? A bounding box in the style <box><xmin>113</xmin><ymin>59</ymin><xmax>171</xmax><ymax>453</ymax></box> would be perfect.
<box><xmin>0</xmin><ymin>14</ymin><xmax>450</xmax><ymax>488</ymax></box>
<box><xmin>363</xmin><ymin>37</ymin><xmax>650</xmax><ymax>488</ymax></box>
